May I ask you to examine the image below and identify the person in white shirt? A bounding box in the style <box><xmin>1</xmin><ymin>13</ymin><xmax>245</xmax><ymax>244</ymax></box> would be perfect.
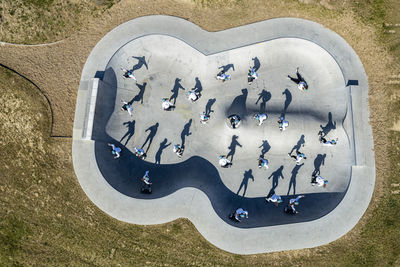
<box><xmin>200</xmin><ymin>112</ymin><xmax>210</xmax><ymax>124</ymax></box>
<box><xmin>278</xmin><ymin>116</ymin><xmax>289</xmax><ymax>131</ymax></box>
<box><xmin>108</xmin><ymin>143</ymin><xmax>121</xmax><ymax>159</ymax></box>
<box><xmin>311</xmin><ymin>175</ymin><xmax>328</xmax><ymax>187</ymax></box>
<box><xmin>121</xmin><ymin>67</ymin><xmax>137</xmax><ymax>82</ymax></box>
<box><xmin>161</xmin><ymin>98</ymin><xmax>174</xmax><ymax>110</ymax></box>
<box><xmin>218</xmin><ymin>155</ymin><xmax>231</xmax><ymax>167</ymax></box>
<box><xmin>187</xmin><ymin>90</ymin><xmax>200</xmax><ymax>102</ymax></box>
<box><xmin>318</xmin><ymin>131</ymin><xmax>338</xmax><ymax>146</ymax></box>
<box><xmin>266</xmin><ymin>192</ymin><xmax>282</xmax><ymax>206</ymax></box>
<box><xmin>253</xmin><ymin>113</ymin><xmax>268</xmax><ymax>126</ymax></box>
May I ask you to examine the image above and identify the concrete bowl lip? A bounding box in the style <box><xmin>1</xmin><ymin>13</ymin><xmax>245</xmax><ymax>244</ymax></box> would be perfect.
<box><xmin>72</xmin><ymin>15</ymin><xmax>375</xmax><ymax>254</ymax></box>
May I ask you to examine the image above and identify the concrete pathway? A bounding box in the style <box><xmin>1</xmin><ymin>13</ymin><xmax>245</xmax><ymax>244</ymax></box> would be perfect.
<box><xmin>73</xmin><ymin>16</ymin><xmax>375</xmax><ymax>254</ymax></box>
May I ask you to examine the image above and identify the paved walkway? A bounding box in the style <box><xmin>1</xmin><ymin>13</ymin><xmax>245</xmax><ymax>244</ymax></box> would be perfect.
<box><xmin>72</xmin><ymin>16</ymin><xmax>375</xmax><ymax>254</ymax></box>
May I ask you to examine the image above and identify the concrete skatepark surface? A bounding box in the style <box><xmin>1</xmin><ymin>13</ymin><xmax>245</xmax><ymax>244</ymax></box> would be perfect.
<box><xmin>73</xmin><ymin>16</ymin><xmax>375</xmax><ymax>254</ymax></box>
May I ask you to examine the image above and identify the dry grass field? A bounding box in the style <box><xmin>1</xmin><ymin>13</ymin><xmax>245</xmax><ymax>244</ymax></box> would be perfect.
<box><xmin>0</xmin><ymin>0</ymin><xmax>400</xmax><ymax>265</ymax></box>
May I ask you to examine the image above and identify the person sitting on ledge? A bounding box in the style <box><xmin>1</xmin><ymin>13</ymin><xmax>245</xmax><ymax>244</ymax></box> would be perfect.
<box><xmin>216</xmin><ymin>70</ymin><xmax>231</xmax><ymax>82</ymax></box>
<box><xmin>278</xmin><ymin>116</ymin><xmax>289</xmax><ymax>131</ymax></box>
<box><xmin>161</xmin><ymin>98</ymin><xmax>174</xmax><ymax>111</ymax></box>
<box><xmin>253</xmin><ymin>113</ymin><xmax>268</xmax><ymax>126</ymax></box>
<box><xmin>134</xmin><ymin>147</ymin><xmax>146</xmax><ymax>160</ymax></box>
<box><xmin>107</xmin><ymin>143</ymin><xmax>121</xmax><ymax>159</ymax></box>
<box><xmin>187</xmin><ymin>89</ymin><xmax>200</xmax><ymax>102</ymax></box>
<box><xmin>258</xmin><ymin>157</ymin><xmax>269</xmax><ymax>170</ymax></box>
<box><xmin>173</xmin><ymin>144</ymin><xmax>184</xmax><ymax>157</ymax></box>
<box><xmin>311</xmin><ymin>175</ymin><xmax>328</xmax><ymax>188</ymax></box>
<box><xmin>218</xmin><ymin>155</ymin><xmax>232</xmax><ymax>167</ymax></box>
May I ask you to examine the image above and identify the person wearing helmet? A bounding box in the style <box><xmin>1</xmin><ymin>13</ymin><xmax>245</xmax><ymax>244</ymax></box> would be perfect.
<box><xmin>161</xmin><ymin>98</ymin><xmax>174</xmax><ymax>111</ymax></box>
<box><xmin>253</xmin><ymin>113</ymin><xmax>268</xmax><ymax>126</ymax></box>
<box><xmin>278</xmin><ymin>116</ymin><xmax>289</xmax><ymax>131</ymax></box>
<box><xmin>173</xmin><ymin>144</ymin><xmax>184</xmax><ymax>157</ymax></box>
<box><xmin>285</xmin><ymin>195</ymin><xmax>305</xmax><ymax>214</ymax></box>
<box><xmin>258</xmin><ymin>157</ymin><xmax>269</xmax><ymax>170</ymax></box>
<box><xmin>311</xmin><ymin>175</ymin><xmax>328</xmax><ymax>187</ymax></box>
<box><xmin>218</xmin><ymin>155</ymin><xmax>232</xmax><ymax>167</ymax></box>
<box><xmin>108</xmin><ymin>143</ymin><xmax>121</xmax><ymax>159</ymax></box>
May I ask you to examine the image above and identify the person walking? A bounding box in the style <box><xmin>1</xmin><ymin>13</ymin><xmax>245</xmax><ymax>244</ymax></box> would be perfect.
<box><xmin>278</xmin><ymin>116</ymin><xmax>289</xmax><ymax>131</ymax></box>
<box><xmin>121</xmin><ymin>100</ymin><xmax>133</xmax><ymax>116</ymax></box>
<box><xmin>107</xmin><ymin>143</ymin><xmax>121</xmax><ymax>159</ymax></box>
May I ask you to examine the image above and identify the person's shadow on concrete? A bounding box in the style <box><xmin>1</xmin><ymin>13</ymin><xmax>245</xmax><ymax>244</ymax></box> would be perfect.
<box><xmin>252</xmin><ymin>57</ymin><xmax>261</xmax><ymax>72</ymax></box>
<box><xmin>287</xmin><ymin>163</ymin><xmax>304</xmax><ymax>196</ymax></box>
<box><xmin>130</xmin><ymin>82</ymin><xmax>147</xmax><ymax>104</ymax></box>
<box><xmin>281</xmin><ymin>88</ymin><xmax>292</xmax><ymax>117</ymax></box>
<box><xmin>268</xmin><ymin>165</ymin><xmax>284</xmax><ymax>190</ymax></box>
<box><xmin>120</xmin><ymin>120</ymin><xmax>135</xmax><ymax>146</ymax></box>
<box><xmin>142</xmin><ymin>122</ymin><xmax>159</xmax><ymax>153</ymax></box>
<box><xmin>255</xmin><ymin>89</ymin><xmax>271</xmax><ymax>113</ymax></box>
<box><xmin>170</xmin><ymin>78</ymin><xmax>185</xmax><ymax>104</ymax></box>
<box><xmin>193</xmin><ymin>77</ymin><xmax>203</xmax><ymax>94</ymax></box>
<box><xmin>289</xmin><ymin>134</ymin><xmax>305</xmax><ymax>155</ymax></box>
<box><xmin>219</xmin><ymin>63</ymin><xmax>235</xmax><ymax>73</ymax></box>
<box><xmin>205</xmin><ymin>98</ymin><xmax>216</xmax><ymax>116</ymax></box>
<box><xmin>259</xmin><ymin>140</ymin><xmax>271</xmax><ymax>158</ymax></box>
<box><xmin>155</xmin><ymin>138</ymin><xmax>171</xmax><ymax>164</ymax></box>
<box><xmin>227</xmin><ymin>135</ymin><xmax>242</xmax><ymax>162</ymax></box>
<box><xmin>312</xmin><ymin>153</ymin><xmax>327</xmax><ymax>177</ymax></box>
<box><xmin>237</xmin><ymin>169</ymin><xmax>254</xmax><ymax>197</ymax></box>
<box><xmin>320</xmin><ymin>112</ymin><xmax>336</xmax><ymax>136</ymax></box>
<box><xmin>132</xmin><ymin>56</ymin><xmax>148</xmax><ymax>71</ymax></box>
<box><xmin>227</xmin><ymin>89</ymin><xmax>248</xmax><ymax>116</ymax></box>
<box><xmin>180</xmin><ymin>119</ymin><xmax>192</xmax><ymax>148</ymax></box>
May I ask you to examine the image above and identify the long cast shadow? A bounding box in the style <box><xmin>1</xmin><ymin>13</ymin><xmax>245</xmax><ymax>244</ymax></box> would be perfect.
<box><xmin>227</xmin><ymin>135</ymin><xmax>242</xmax><ymax>162</ymax></box>
<box><xmin>287</xmin><ymin>163</ymin><xmax>304</xmax><ymax>196</ymax></box>
<box><xmin>92</xmin><ymin>66</ymin><xmax>348</xmax><ymax>228</ymax></box>
<box><xmin>120</xmin><ymin>120</ymin><xmax>135</xmax><ymax>146</ymax></box>
<box><xmin>132</xmin><ymin>56</ymin><xmax>148</xmax><ymax>71</ymax></box>
<box><xmin>289</xmin><ymin>134</ymin><xmax>305</xmax><ymax>155</ymax></box>
<box><xmin>312</xmin><ymin>153</ymin><xmax>327</xmax><ymax>176</ymax></box>
<box><xmin>281</xmin><ymin>88</ymin><xmax>292</xmax><ymax>117</ymax></box>
<box><xmin>268</xmin><ymin>165</ymin><xmax>284</xmax><ymax>190</ymax></box>
<box><xmin>320</xmin><ymin>112</ymin><xmax>336</xmax><ymax>136</ymax></box>
<box><xmin>129</xmin><ymin>82</ymin><xmax>147</xmax><ymax>104</ymax></box>
<box><xmin>255</xmin><ymin>89</ymin><xmax>271</xmax><ymax>113</ymax></box>
<box><xmin>155</xmin><ymin>138</ymin><xmax>171</xmax><ymax>164</ymax></box>
<box><xmin>142</xmin><ymin>122</ymin><xmax>159</xmax><ymax>153</ymax></box>
<box><xmin>205</xmin><ymin>98</ymin><xmax>216</xmax><ymax>116</ymax></box>
<box><xmin>170</xmin><ymin>78</ymin><xmax>185</xmax><ymax>105</ymax></box>
<box><xmin>180</xmin><ymin>119</ymin><xmax>192</xmax><ymax>148</ymax></box>
<box><xmin>193</xmin><ymin>77</ymin><xmax>203</xmax><ymax>94</ymax></box>
<box><xmin>259</xmin><ymin>140</ymin><xmax>271</xmax><ymax>158</ymax></box>
<box><xmin>237</xmin><ymin>169</ymin><xmax>254</xmax><ymax>197</ymax></box>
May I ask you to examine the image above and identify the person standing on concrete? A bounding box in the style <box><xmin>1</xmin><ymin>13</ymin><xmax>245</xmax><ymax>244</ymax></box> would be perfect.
<box><xmin>216</xmin><ymin>70</ymin><xmax>231</xmax><ymax>82</ymax></box>
<box><xmin>285</xmin><ymin>195</ymin><xmax>305</xmax><ymax>214</ymax></box>
<box><xmin>248</xmin><ymin>67</ymin><xmax>259</xmax><ymax>85</ymax></box>
<box><xmin>200</xmin><ymin>112</ymin><xmax>210</xmax><ymax>124</ymax></box>
<box><xmin>173</xmin><ymin>144</ymin><xmax>184</xmax><ymax>157</ymax></box>
<box><xmin>253</xmin><ymin>113</ymin><xmax>268</xmax><ymax>126</ymax></box>
<box><xmin>289</xmin><ymin>151</ymin><xmax>307</xmax><ymax>165</ymax></box>
<box><xmin>266</xmin><ymin>190</ymin><xmax>283</xmax><ymax>206</ymax></box>
<box><xmin>278</xmin><ymin>116</ymin><xmax>289</xmax><ymax>131</ymax></box>
<box><xmin>187</xmin><ymin>89</ymin><xmax>200</xmax><ymax>102</ymax></box>
<box><xmin>233</xmin><ymin>208</ymin><xmax>248</xmax><ymax>222</ymax></box>
<box><xmin>318</xmin><ymin>131</ymin><xmax>338</xmax><ymax>146</ymax></box>
<box><xmin>134</xmin><ymin>147</ymin><xmax>146</xmax><ymax>160</ymax></box>
<box><xmin>161</xmin><ymin>98</ymin><xmax>174</xmax><ymax>111</ymax></box>
<box><xmin>107</xmin><ymin>143</ymin><xmax>121</xmax><ymax>159</ymax></box>
<box><xmin>258</xmin><ymin>157</ymin><xmax>269</xmax><ymax>170</ymax></box>
<box><xmin>311</xmin><ymin>175</ymin><xmax>328</xmax><ymax>187</ymax></box>
<box><xmin>288</xmin><ymin>67</ymin><xmax>308</xmax><ymax>92</ymax></box>
<box><xmin>219</xmin><ymin>155</ymin><xmax>232</xmax><ymax>167</ymax></box>
<box><xmin>121</xmin><ymin>100</ymin><xmax>133</xmax><ymax>116</ymax></box>
<box><xmin>120</xmin><ymin>67</ymin><xmax>137</xmax><ymax>82</ymax></box>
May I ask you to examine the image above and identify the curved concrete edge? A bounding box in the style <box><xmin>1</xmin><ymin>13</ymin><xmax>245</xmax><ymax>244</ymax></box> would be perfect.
<box><xmin>72</xmin><ymin>16</ymin><xmax>375</xmax><ymax>254</ymax></box>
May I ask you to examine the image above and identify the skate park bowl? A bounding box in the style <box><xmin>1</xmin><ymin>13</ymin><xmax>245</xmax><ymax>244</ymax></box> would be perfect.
<box><xmin>73</xmin><ymin>16</ymin><xmax>375</xmax><ymax>254</ymax></box>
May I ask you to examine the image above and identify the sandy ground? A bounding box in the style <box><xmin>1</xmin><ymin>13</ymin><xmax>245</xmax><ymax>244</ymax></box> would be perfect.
<box><xmin>0</xmin><ymin>0</ymin><xmax>394</xmax><ymax>253</ymax></box>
